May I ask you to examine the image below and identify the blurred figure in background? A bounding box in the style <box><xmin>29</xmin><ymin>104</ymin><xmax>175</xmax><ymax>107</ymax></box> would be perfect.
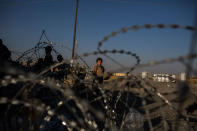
<box><xmin>0</xmin><ymin>39</ymin><xmax>11</xmax><ymax>66</ymax></box>
<box><xmin>57</xmin><ymin>54</ymin><xmax>63</xmax><ymax>63</ymax></box>
<box><xmin>33</xmin><ymin>58</ymin><xmax>44</xmax><ymax>73</ymax></box>
<box><xmin>44</xmin><ymin>46</ymin><xmax>53</xmax><ymax>66</ymax></box>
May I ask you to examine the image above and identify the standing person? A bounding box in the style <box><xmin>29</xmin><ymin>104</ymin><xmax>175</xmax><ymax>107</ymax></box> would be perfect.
<box><xmin>0</xmin><ymin>39</ymin><xmax>11</xmax><ymax>66</ymax></box>
<box><xmin>44</xmin><ymin>46</ymin><xmax>53</xmax><ymax>66</ymax></box>
<box><xmin>0</xmin><ymin>39</ymin><xmax>11</xmax><ymax>78</ymax></box>
<box><xmin>94</xmin><ymin>58</ymin><xmax>105</xmax><ymax>83</ymax></box>
<box><xmin>57</xmin><ymin>55</ymin><xmax>63</xmax><ymax>63</ymax></box>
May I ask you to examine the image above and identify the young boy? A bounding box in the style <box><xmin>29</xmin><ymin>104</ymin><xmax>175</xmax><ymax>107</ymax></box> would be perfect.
<box><xmin>94</xmin><ymin>58</ymin><xmax>105</xmax><ymax>83</ymax></box>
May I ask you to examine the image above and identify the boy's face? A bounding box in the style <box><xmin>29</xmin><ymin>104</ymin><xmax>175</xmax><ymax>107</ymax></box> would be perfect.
<box><xmin>97</xmin><ymin>60</ymin><xmax>102</xmax><ymax>66</ymax></box>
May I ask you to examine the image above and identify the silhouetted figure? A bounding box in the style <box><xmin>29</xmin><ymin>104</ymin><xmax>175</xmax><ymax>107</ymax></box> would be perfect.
<box><xmin>44</xmin><ymin>46</ymin><xmax>53</xmax><ymax>66</ymax></box>
<box><xmin>33</xmin><ymin>58</ymin><xmax>44</xmax><ymax>73</ymax></box>
<box><xmin>57</xmin><ymin>55</ymin><xmax>63</xmax><ymax>62</ymax></box>
<box><xmin>37</xmin><ymin>58</ymin><xmax>44</xmax><ymax>65</ymax></box>
<box><xmin>26</xmin><ymin>59</ymin><xmax>34</xmax><ymax>72</ymax></box>
<box><xmin>55</xmin><ymin>54</ymin><xmax>67</xmax><ymax>81</ymax></box>
<box><xmin>0</xmin><ymin>39</ymin><xmax>11</xmax><ymax>66</ymax></box>
<box><xmin>94</xmin><ymin>57</ymin><xmax>105</xmax><ymax>83</ymax></box>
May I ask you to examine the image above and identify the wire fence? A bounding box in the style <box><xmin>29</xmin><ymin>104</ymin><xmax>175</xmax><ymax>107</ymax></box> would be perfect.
<box><xmin>0</xmin><ymin>23</ymin><xmax>197</xmax><ymax>131</ymax></box>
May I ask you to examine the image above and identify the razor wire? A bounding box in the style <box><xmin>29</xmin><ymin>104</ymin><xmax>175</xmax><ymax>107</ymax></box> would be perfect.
<box><xmin>1</xmin><ymin>24</ymin><xmax>197</xmax><ymax>130</ymax></box>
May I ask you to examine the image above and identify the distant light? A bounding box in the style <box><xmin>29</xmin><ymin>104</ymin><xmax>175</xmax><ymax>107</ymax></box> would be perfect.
<box><xmin>58</xmin><ymin>101</ymin><xmax>63</xmax><ymax>106</ymax></box>
<box><xmin>62</xmin><ymin>121</ymin><xmax>67</xmax><ymax>126</ymax></box>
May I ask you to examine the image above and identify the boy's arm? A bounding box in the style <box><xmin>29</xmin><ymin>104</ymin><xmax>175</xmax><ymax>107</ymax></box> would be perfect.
<box><xmin>93</xmin><ymin>66</ymin><xmax>97</xmax><ymax>76</ymax></box>
<box><xmin>94</xmin><ymin>66</ymin><xmax>97</xmax><ymax>73</ymax></box>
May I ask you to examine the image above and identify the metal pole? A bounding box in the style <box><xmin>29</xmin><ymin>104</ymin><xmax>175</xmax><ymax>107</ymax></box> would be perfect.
<box><xmin>72</xmin><ymin>0</ymin><xmax>79</xmax><ymax>60</ymax></box>
<box><xmin>76</xmin><ymin>40</ymin><xmax>79</xmax><ymax>62</ymax></box>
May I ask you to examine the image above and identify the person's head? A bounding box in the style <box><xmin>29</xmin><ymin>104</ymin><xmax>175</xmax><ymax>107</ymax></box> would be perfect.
<box><xmin>96</xmin><ymin>57</ymin><xmax>103</xmax><ymax>66</ymax></box>
<box><xmin>57</xmin><ymin>55</ymin><xmax>63</xmax><ymax>62</ymax></box>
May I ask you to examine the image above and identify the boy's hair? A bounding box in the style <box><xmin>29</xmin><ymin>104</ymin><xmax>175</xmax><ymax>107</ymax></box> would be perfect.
<box><xmin>96</xmin><ymin>57</ymin><xmax>103</xmax><ymax>63</ymax></box>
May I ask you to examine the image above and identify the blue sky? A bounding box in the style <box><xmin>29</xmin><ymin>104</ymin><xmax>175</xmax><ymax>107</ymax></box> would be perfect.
<box><xmin>0</xmin><ymin>0</ymin><xmax>197</xmax><ymax>74</ymax></box>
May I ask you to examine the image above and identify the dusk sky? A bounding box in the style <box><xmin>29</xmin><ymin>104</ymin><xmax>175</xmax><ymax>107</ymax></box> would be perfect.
<box><xmin>0</xmin><ymin>0</ymin><xmax>197</xmax><ymax>74</ymax></box>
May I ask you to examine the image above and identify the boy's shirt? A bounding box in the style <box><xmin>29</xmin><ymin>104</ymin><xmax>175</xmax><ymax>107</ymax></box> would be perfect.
<box><xmin>94</xmin><ymin>65</ymin><xmax>105</xmax><ymax>77</ymax></box>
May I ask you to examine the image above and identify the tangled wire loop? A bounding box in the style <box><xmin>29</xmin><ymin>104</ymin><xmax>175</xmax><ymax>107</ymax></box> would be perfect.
<box><xmin>1</xmin><ymin>24</ymin><xmax>197</xmax><ymax>131</ymax></box>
